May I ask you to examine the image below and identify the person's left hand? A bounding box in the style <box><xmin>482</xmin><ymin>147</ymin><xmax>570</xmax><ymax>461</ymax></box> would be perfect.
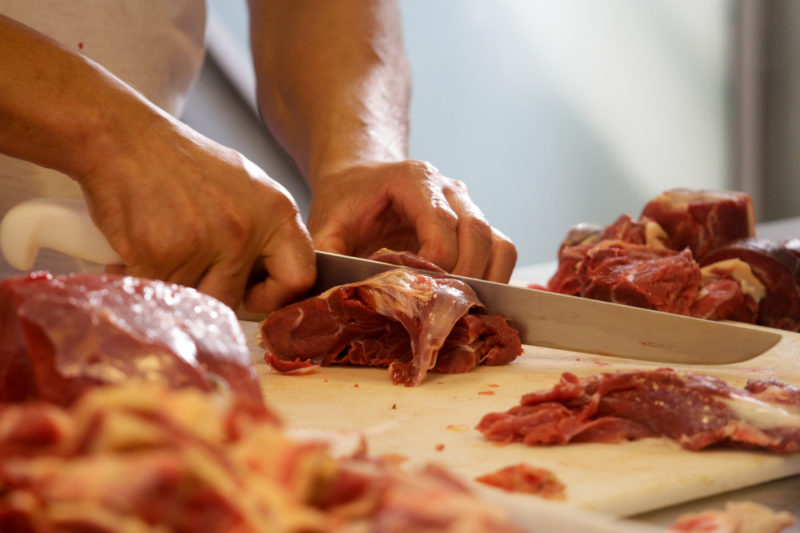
<box><xmin>307</xmin><ymin>160</ymin><xmax>517</xmax><ymax>282</ymax></box>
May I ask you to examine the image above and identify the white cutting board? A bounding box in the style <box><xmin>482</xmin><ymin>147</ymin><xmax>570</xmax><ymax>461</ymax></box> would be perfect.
<box><xmin>241</xmin><ymin>320</ymin><xmax>800</xmax><ymax>520</ymax></box>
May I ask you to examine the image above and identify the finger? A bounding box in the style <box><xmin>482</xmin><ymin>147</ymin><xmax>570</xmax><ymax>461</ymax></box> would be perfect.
<box><xmin>244</xmin><ymin>219</ymin><xmax>316</xmax><ymax>313</ymax></box>
<box><xmin>443</xmin><ymin>184</ymin><xmax>493</xmax><ymax>279</ymax></box>
<box><xmin>127</xmin><ymin>249</ymin><xmax>210</xmax><ymax>291</ymax></box>
<box><xmin>312</xmin><ymin>219</ymin><xmax>353</xmax><ymax>256</ymax></box>
<box><xmin>483</xmin><ymin>229</ymin><xmax>518</xmax><ymax>283</ymax></box>
<box><xmin>195</xmin><ymin>259</ymin><xmax>251</xmax><ymax>311</ymax></box>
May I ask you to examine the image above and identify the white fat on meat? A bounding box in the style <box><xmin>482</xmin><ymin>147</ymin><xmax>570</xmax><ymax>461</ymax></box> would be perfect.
<box><xmin>644</xmin><ymin>220</ymin><xmax>669</xmax><ymax>249</ymax></box>
<box><xmin>701</xmin><ymin>258</ymin><xmax>767</xmax><ymax>302</ymax></box>
<box><xmin>720</xmin><ymin>393</ymin><xmax>800</xmax><ymax>430</ymax></box>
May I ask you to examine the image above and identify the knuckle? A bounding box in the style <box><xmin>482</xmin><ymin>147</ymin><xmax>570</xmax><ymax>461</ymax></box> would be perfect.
<box><xmin>494</xmin><ymin>233</ymin><xmax>518</xmax><ymax>262</ymax></box>
<box><xmin>462</xmin><ymin>215</ymin><xmax>493</xmax><ymax>244</ymax></box>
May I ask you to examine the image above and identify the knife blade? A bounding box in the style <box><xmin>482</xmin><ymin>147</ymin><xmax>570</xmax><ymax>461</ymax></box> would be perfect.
<box><xmin>1</xmin><ymin>198</ymin><xmax>783</xmax><ymax>364</ymax></box>
<box><xmin>312</xmin><ymin>251</ymin><xmax>782</xmax><ymax>364</ymax></box>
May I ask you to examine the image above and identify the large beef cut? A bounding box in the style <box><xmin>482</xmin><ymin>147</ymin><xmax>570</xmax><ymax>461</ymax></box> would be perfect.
<box><xmin>640</xmin><ymin>188</ymin><xmax>755</xmax><ymax>260</ymax></box>
<box><xmin>542</xmin><ymin>188</ymin><xmax>800</xmax><ymax>331</ymax></box>
<box><xmin>260</xmin><ymin>252</ymin><xmax>522</xmax><ymax>386</ymax></box>
<box><xmin>700</xmin><ymin>239</ymin><xmax>800</xmax><ymax>331</ymax></box>
<box><xmin>476</xmin><ymin>368</ymin><xmax>800</xmax><ymax>453</ymax></box>
<box><xmin>0</xmin><ymin>271</ymin><xmax>265</xmax><ymax>411</ymax></box>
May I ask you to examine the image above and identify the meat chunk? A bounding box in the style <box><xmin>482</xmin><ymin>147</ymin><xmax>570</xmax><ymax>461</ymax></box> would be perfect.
<box><xmin>576</xmin><ymin>242</ymin><xmax>701</xmax><ymax>314</ymax></box>
<box><xmin>0</xmin><ymin>384</ymin><xmax>523</xmax><ymax>533</ymax></box>
<box><xmin>261</xmin><ymin>268</ymin><xmax>522</xmax><ymax>386</ymax></box>
<box><xmin>690</xmin><ymin>259</ymin><xmax>763</xmax><ymax>323</ymax></box>
<box><xmin>640</xmin><ymin>188</ymin><xmax>755</xmax><ymax>260</ymax></box>
<box><xmin>476</xmin><ymin>368</ymin><xmax>800</xmax><ymax>453</ymax></box>
<box><xmin>700</xmin><ymin>239</ymin><xmax>800</xmax><ymax>331</ymax></box>
<box><xmin>0</xmin><ymin>272</ymin><xmax>265</xmax><ymax>412</ymax></box>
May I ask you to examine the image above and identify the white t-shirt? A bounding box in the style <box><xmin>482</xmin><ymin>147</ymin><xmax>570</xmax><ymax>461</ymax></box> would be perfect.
<box><xmin>0</xmin><ymin>0</ymin><xmax>207</xmax><ymax>278</ymax></box>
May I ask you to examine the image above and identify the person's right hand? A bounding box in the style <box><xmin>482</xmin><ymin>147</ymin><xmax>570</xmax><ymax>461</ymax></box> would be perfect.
<box><xmin>81</xmin><ymin>113</ymin><xmax>315</xmax><ymax>314</ymax></box>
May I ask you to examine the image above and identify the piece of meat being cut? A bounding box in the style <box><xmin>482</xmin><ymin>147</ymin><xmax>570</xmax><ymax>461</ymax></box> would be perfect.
<box><xmin>476</xmin><ymin>368</ymin><xmax>800</xmax><ymax>453</ymax></box>
<box><xmin>640</xmin><ymin>188</ymin><xmax>755</xmax><ymax>260</ymax></box>
<box><xmin>0</xmin><ymin>271</ymin><xmax>266</xmax><ymax>413</ymax></box>
<box><xmin>261</xmin><ymin>253</ymin><xmax>522</xmax><ymax>386</ymax></box>
<box><xmin>700</xmin><ymin>239</ymin><xmax>800</xmax><ymax>331</ymax></box>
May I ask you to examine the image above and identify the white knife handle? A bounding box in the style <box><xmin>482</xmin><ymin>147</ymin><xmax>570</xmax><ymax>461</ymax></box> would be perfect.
<box><xmin>0</xmin><ymin>198</ymin><xmax>122</xmax><ymax>271</ymax></box>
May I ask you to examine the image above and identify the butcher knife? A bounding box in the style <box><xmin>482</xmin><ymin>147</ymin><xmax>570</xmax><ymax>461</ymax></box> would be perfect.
<box><xmin>0</xmin><ymin>198</ymin><xmax>782</xmax><ymax>364</ymax></box>
<box><xmin>311</xmin><ymin>251</ymin><xmax>782</xmax><ymax>364</ymax></box>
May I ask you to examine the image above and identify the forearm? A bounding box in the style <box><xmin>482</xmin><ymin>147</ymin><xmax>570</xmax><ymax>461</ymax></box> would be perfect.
<box><xmin>248</xmin><ymin>0</ymin><xmax>410</xmax><ymax>188</ymax></box>
<box><xmin>0</xmin><ymin>14</ymin><xmax>168</xmax><ymax>185</ymax></box>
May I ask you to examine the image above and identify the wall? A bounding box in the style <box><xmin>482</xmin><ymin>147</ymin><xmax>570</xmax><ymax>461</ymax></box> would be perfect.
<box><xmin>182</xmin><ymin>0</ymin><xmax>736</xmax><ymax>266</ymax></box>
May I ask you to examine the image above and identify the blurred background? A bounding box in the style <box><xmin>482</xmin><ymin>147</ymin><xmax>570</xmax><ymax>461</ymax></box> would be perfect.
<box><xmin>182</xmin><ymin>0</ymin><xmax>800</xmax><ymax>267</ymax></box>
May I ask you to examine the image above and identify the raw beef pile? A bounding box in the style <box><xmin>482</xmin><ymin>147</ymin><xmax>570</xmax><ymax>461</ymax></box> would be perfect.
<box><xmin>541</xmin><ymin>189</ymin><xmax>800</xmax><ymax>331</ymax></box>
<box><xmin>0</xmin><ymin>383</ymin><xmax>522</xmax><ymax>533</ymax></box>
<box><xmin>260</xmin><ymin>250</ymin><xmax>523</xmax><ymax>386</ymax></box>
<box><xmin>0</xmin><ymin>271</ymin><xmax>523</xmax><ymax>533</ymax></box>
<box><xmin>0</xmin><ymin>271</ymin><xmax>266</xmax><ymax>412</ymax></box>
<box><xmin>476</xmin><ymin>368</ymin><xmax>800</xmax><ymax>453</ymax></box>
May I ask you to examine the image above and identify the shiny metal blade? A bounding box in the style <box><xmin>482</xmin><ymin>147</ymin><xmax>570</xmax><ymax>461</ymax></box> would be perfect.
<box><xmin>313</xmin><ymin>251</ymin><xmax>782</xmax><ymax>364</ymax></box>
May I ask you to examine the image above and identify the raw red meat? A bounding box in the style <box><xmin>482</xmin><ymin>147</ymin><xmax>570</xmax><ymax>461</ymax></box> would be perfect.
<box><xmin>0</xmin><ymin>271</ymin><xmax>266</xmax><ymax>412</ymax></box>
<box><xmin>557</xmin><ymin>222</ymin><xmax>605</xmax><ymax>253</ymax></box>
<box><xmin>668</xmin><ymin>501</ymin><xmax>795</xmax><ymax>533</ymax></box>
<box><xmin>784</xmin><ymin>238</ymin><xmax>800</xmax><ymax>259</ymax></box>
<box><xmin>0</xmin><ymin>384</ymin><xmax>522</xmax><ymax>533</ymax></box>
<box><xmin>261</xmin><ymin>267</ymin><xmax>522</xmax><ymax>386</ymax></box>
<box><xmin>700</xmin><ymin>239</ymin><xmax>800</xmax><ymax>331</ymax></box>
<box><xmin>476</xmin><ymin>368</ymin><xmax>800</xmax><ymax>453</ymax></box>
<box><xmin>542</xmin><ymin>189</ymin><xmax>797</xmax><ymax>329</ymax></box>
<box><xmin>546</xmin><ymin>242</ymin><xmax>594</xmax><ymax>295</ymax></box>
<box><xmin>576</xmin><ymin>242</ymin><xmax>701</xmax><ymax>314</ymax></box>
<box><xmin>601</xmin><ymin>214</ymin><xmax>669</xmax><ymax>248</ymax></box>
<box><xmin>640</xmin><ymin>188</ymin><xmax>755</xmax><ymax>260</ymax></box>
<box><xmin>475</xmin><ymin>463</ymin><xmax>566</xmax><ymax>500</ymax></box>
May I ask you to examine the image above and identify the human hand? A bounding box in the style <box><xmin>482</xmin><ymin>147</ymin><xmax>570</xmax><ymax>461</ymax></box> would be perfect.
<box><xmin>80</xmin><ymin>116</ymin><xmax>315</xmax><ymax>314</ymax></box>
<box><xmin>307</xmin><ymin>160</ymin><xmax>517</xmax><ymax>282</ymax></box>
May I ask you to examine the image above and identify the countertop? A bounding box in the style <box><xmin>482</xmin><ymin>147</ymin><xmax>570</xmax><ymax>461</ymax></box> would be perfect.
<box><xmin>509</xmin><ymin>216</ymin><xmax>800</xmax><ymax>531</ymax></box>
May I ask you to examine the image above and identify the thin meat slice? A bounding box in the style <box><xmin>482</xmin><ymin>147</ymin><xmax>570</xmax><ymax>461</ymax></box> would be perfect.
<box><xmin>261</xmin><ymin>268</ymin><xmax>522</xmax><ymax>386</ymax></box>
<box><xmin>0</xmin><ymin>272</ymin><xmax>266</xmax><ymax>413</ymax></box>
<box><xmin>640</xmin><ymin>188</ymin><xmax>755</xmax><ymax>260</ymax></box>
<box><xmin>477</xmin><ymin>368</ymin><xmax>800</xmax><ymax>453</ymax></box>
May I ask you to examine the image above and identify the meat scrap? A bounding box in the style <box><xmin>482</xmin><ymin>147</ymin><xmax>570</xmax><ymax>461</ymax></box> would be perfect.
<box><xmin>261</xmin><ymin>252</ymin><xmax>522</xmax><ymax>386</ymax></box>
<box><xmin>543</xmin><ymin>188</ymin><xmax>800</xmax><ymax>331</ymax></box>
<box><xmin>668</xmin><ymin>501</ymin><xmax>796</xmax><ymax>533</ymax></box>
<box><xmin>476</xmin><ymin>368</ymin><xmax>800</xmax><ymax>453</ymax></box>
<box><xmin>0</xmin><ymin>271</ymin><xmax>266</xmax><ymax>413</ymax></box>
<box><xmin>475</xmin><ymin>463</ymin><xmax>566</xmax><ymax>500</ymax></box>
<box><xmin>0</xmin><ymin>384</ymin><xmax>523</xmax><ymax>533</ymax></box>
